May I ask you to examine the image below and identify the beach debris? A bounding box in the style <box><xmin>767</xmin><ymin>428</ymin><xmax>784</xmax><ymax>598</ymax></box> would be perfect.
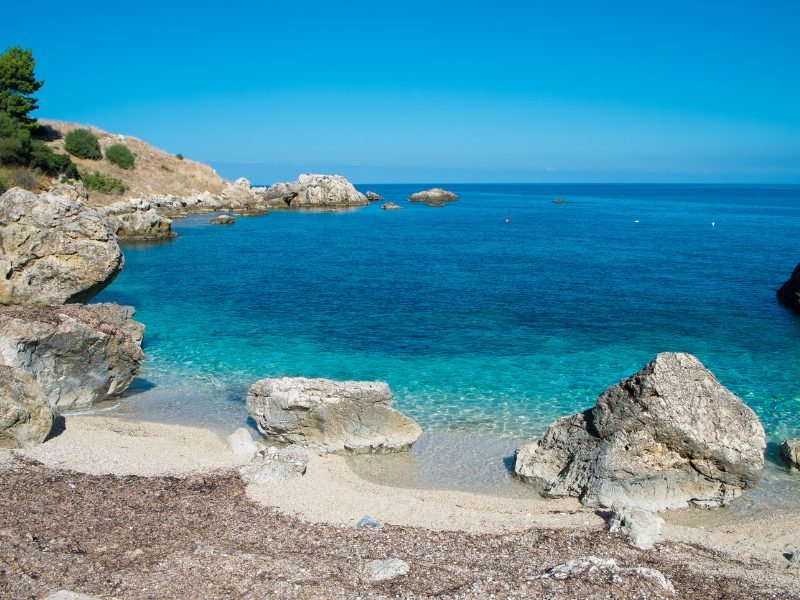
<box><xmin>239</xmin><ymin>445</ymin><xmax>308</xmax><ymax>485</ymax></box>
<box><xmin>209</xmin><ymin>214</ymin><xmax>236</xmax><ymax>225</ymax></box>
<box><xmin>408</xmin><ymin>188</ymin><xmax>458</xmax><ymax>203</ymax></box>
<box><xmin>0</xmin><ymin>365</ymin><xmax>53</xmax><ymax>449</ymax></box>
<box><xmin>366</xmin><ymin>191</ymin><xmax>384</xmax><ymax>201</ymax></box>
<box><xmin>779</xmin><ymin>439</ymin><xmax>800</xmax><ymax>469</ymax></box>
<box><xmin>381</xmin><ymin>202</ymin><xmax>403</xmax><ymax>210</ymax></box>
<box><xmin>227</xmin><ymin>428</ymin><xmax>259</xmax><ymax>458</ymax></box>
<box><xmin>608</xmin><ymin>505</ymin><xmax>664</xmax><ymax>550</ymax></box>
<box><xmin>514</xmin><ymin>352</ymin><xmax>766</xmax><ymax>511</ymax></box>
<box><xmin>357</xmin><ymin>516</ymin><xmax>382</xmax><ymax>529</ymax></box>
<box><xmin>45</xmin><ymin>592</ymin><xmax>103</xmax><ymax>600</ymax></box>
<box><xmin>533</xmin><ymin>556</ymin><xmax>674</xmax><ymax>594</ymax></box>
<box><xmin>0</xmin><ymin>188</ymin><xmax>122</xmax><ymax>307</ymax></box>
<box><xmin>247</xmin><ymin>377</ymin><xmax>422</xmax><ymax>454</ymax></box>
<box><xmin>366</xmin><ymin>558</ymin><xmax>410</xmax><ymax>582</ymax></box>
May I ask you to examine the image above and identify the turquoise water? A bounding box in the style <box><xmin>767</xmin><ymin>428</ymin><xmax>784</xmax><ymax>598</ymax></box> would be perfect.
<box><xmin>94</xmin><ymin>184</ymin><xmax>800</xmax><ymax>487</ymax></box>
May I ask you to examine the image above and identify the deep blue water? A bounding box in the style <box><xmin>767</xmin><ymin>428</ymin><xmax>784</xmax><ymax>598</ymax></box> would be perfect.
<box><xmin>95</xmin><ymin>184</ymin><xmax>800</xmax><ymax>449</ymax></box>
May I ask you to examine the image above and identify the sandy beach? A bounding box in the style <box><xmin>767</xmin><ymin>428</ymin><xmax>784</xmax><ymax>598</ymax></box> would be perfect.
<box><xmin>1</xmin><ymin>415</ymin><xmax>798</xmax><ymax>598</ymax></box>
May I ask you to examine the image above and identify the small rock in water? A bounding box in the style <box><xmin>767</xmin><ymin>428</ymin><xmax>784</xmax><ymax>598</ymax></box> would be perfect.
<box><xmin>227</xmin><ymin>427</ymin><xmax>259</xmax><ymax>457</ymax></box>
<box><xmin>357</xmin><ymin>516</ymin><xmax>381</xmax><ymax>529</ymax></box>
<box><xmin>367</xmin><ymin>558</ymin><xmax>410</xmax><ymax>582</ymax></box>
<box><xmin>381</xmin><ymin>202</ymin><xmax>403</xmax><ymax>210</ymax></box>
<box><xmin>608</xmin><ymin>505</ymin><xmax>664</xmax><ymax>550</ymax></box>
<box><xmin>239</xmin><ymin>445</ymin><xmax>308</xmax><ymax>485</ymax></box>
<box><xmin>209</xmin><ymin>214</ymin><xmax>236</xmax><ymax>225</ymax></box>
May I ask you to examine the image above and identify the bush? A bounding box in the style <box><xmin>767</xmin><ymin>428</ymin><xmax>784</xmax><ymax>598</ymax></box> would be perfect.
<box><xmin>105</xmin><ymin>143</ymin><xmax>134</xmax><ymax>169</ymax></box>
<box><xmin>0</xmin><ymin>166</ymin><xmax>41</xmax><ymax>193</ymax></box>
<box><xmin>64</xmin><ymin>128</ymin><xmax>101</xmax><ymax>159</ymax></box>
<box><xmin>81</xmin><ymin>170</ymin><xmax>125</xmax><ymax>194</ymax></box>
<box><xmin>30</xmin><ymin>141</ymin><xmax>78</xmax><ymax>178</ymax></box>
<box><xmin>0</xmin><ymin>111</ymin><xmax>32</xmax><ymax>165</ymax></box>
<box><xmin>176</xmin><ymin>153</ymin><xmax>184</xmax><ymax>160</ymax></box>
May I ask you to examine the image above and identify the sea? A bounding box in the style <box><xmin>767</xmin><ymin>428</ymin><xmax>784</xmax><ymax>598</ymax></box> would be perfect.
<box><xmin>93</xmin><ymin>183</ymin><xmax>800</xmax><ymax>509</ymax></box>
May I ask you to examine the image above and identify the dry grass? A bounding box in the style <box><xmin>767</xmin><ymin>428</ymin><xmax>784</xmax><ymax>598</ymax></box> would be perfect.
<box><xmin>40</xmin><ymin>120</ymin><xmax>228</xmax><ymax>207</ymax></box>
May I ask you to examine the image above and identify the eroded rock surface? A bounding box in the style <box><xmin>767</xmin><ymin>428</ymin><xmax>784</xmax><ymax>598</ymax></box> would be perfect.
<box><xmin>246</xmin><ymin>377</ymin><xmax>421</xmax><ymax>453</ymax></box>
<box><xmin>366</xmin><ymin>191</ymin><xmax>383</xmax><ymax>201</ymax></box>
<box><xmin>99</xmin><ymin>199</ymin><xmax>175</xmax><ymax>241</ymax></box>
<box><xmin>514</xmin><ymin>353</ymin><xmax>766</xmax><ymax>510</ymax></box>
<box><xmin>381</xmin><ymin>202</ymin><xmax>403</xmax><ymax>210</ymax></box>
<box><xmin>0</xmin><ymin>364</ymin><xmax>53</xmax><ymax>448</ymax></box>
<box><xmin>608</xmin><ymin>505</ymin><xmax>664</xmax><ymax>550</ymax></box>
<box><xmin>239</xmin><ymin>445</ymin><xmax>309</xmax><ymax>485</ymax></box>
<box><xmin>0</xmin><ymin>188</ymin><xmax>123</xmax><ymax>306</ymax></box>
<box><xmin>0</xmin><ymin>303</ymin><xmax>144</xmax><ymax>410</ymax></box>
<box><xmin>258</xmin><ymin>174</ymin><xmax>368</xmax><ymax>209</ymax></box>
<box><xmin>407</xmin><ymin>188</ymin><xmax>459</xmax><ymax>202</ymax></box>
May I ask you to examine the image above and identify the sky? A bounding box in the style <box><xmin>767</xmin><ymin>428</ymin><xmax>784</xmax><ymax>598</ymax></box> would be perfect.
<box><xmin>4</xmin><ymin>1</ymin><xmax>799</xmax><ymax>183</ymax></box>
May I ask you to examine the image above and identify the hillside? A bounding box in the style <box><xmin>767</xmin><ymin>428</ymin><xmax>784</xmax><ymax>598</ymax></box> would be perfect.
<box><xmin>40</xmin><ymin>120</ymin><xmax>228</xmax><ymax>206</ymax></box>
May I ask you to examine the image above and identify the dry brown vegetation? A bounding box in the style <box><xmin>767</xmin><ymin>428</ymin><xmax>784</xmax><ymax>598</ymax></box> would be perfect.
<box><xmin>40</xmin><ymin>120</ymin><xmax>228</xmax><ymax>207</ymax></box>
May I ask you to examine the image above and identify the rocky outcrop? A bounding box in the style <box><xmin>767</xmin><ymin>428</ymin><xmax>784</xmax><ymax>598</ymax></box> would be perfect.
<box><xmin>781</xmin><ymin>439</ymin><xmax>800</xmax><ymax>469</ymax></box>
<box><xmin>234</xmin><ymin>177</ymin><xmax>251</xmax><ymax>189</ymax></box>
<box><xmin>239</xmin><ymin>445</ymin><xmax>309</xmax><ymax>485</ymax></box>
<box><xmin>366</xmin><ymin>191</ymin><xmax>383</xmax><ymax>202</ymax></box>
<box><xmin>99</xmin><ymin>199</ymin><xmax>176</xmax><ymax>241</ymax></box>
<box><xmin>514</xmin><ymin>353</ymin><xmax>766</xmax><ymax>510</ymax></box>
<box><xmin>0</xmin><ymin>303</ymin><xmax>144</xmax><ymax>410</ymax></box>
<box><xmin>257</xmin><ymin>174</ymin><xmax>368</xmax><ymax>209</ymax></box>
<box><xmin>209</xmin><ymin>214</ymin><xmax>235</xmax><ymax>225</ymax></box>
<box><xmin>407</xmin><ymin>188</ymin><xmax>458</xmax><ymax>203</ymax></box>
<box><xmin>246</xmin><ymin>377</ymin><xmax>422</xmax><ymax>454</ymax></box>
<box><xmin>778</xmin><ymin>264</ymin><xmax>800</xmax><ymax>312</ymax></box>
<box><xmin>381</xmin><ymin>202</ymin><xmax>403</xmax><ymax>210</ymax></box>
<box><xmin>0</xmin><ymin>188</ymin><xmax>123</xmax><ymax>307</ymax></box>
<box><xmin>0</xmin><ymin>364</ymin><xmax>53</xmax><ymax>448</ymax></box>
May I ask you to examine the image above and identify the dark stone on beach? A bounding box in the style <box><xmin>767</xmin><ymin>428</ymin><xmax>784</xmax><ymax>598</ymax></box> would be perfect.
<box><xmin>778</xmin><ymin>264</ymin><xmax>800</xmax><ymax>312</ymax></box>
<box><xmin>780</xmin><ymin>439</ymin><xmax>800</xmax><ymax>469</ymax></box>
<box><xmin>514</xmin><ymin>352</ymin><xmax>766</xmax><ymax>511</ymax></box>
<box><xmin>210</xmin><ymin>214</ymin><xmax>236</xmax><ymax>225</ymax></box>
<box><xmin>408</xmin><ymin>188</ymin><xmax>458</xmax><ymax>203</ymax></box>
<box><xmin>357</xmin><ymin>516</ymin><xmax>382</xmax><ymax>529</ymax></box>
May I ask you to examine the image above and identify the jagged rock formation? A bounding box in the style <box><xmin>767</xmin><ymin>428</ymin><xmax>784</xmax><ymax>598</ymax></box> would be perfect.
<box><xmin>407</xmin><ymin>188</ymin><xmax>459</xmax><ymax>203</ymax></box>
<box><xmin>366</xmin><ymin>191</ymin><xmax>383</xmax><ymax>201</ymax></box>
<box><xmin>98</xmin><ymin>199</ymin><xmax>176</xmax><ymax>241</ymax></box>
<box><xmin>0</xmin><ymin>303</ymin><xmax>144</xmax><ymax>410</ymax></box>
<box><xmin>778</xmin><ymin>263</ymin><xmax>800</xmax><ymax>312</ymax></box>
<box><xmin>0</xmin><ymin>364</ymin><xmax>53</xmax><ymax>448</ymax></box>
<box><xmin>514</xmin><ymin>353</ymin><xmax>766</xmax><ymax>510</ymax></box>
<box><xmin>0</xmin><ymin>188</ymin><xmax>123</xmax><ymax>307</ymax></box>
<box><xmin>246</xmin><ymin>377</ymin><xmax>421</xmax><ymax>453</ymax></box>
<box><xmin>257</xmin><ymin>174</ymin><xmax>368</xmax><ymax>209</ymax></box>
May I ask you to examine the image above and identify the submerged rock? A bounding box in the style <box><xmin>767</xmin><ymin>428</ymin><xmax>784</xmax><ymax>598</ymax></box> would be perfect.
<box><xmin>209</xmin><ymin>214</ymin><xmax>236</xmax><ymax>225</ymax></box>
<box><xmin>99</xmin><ymin>199</ymin><xmax>176</xmax><ymax>241</ymax></box>
<box><xmin>366</xmin><ymin>558</ymin><xmax>410</xmax><ymax>582</ymax></box>
<box><xmin>0</xmin><ymin>188</ymin><xmax>123</xmax><ymax>307</ymax></box>
<box><xmin>777</xmin><ymin>263</ymin><xmax>800</xmax><ymax>312</ymax></box>
<box><xmin>780</xmin><ymin>439</ymin><xmax>800</xmax><ymax>469</ymax></box>
<box><xmin>246</xmin><ymin>377</ymin><xmax>422</xmax><ymax>453</ymax></box>
<box><xmin>514</xmin><ymin>352</ymin><xmax>766</xmax><ymax>511</ymax></box>
<box><xmin>0</xmin><ymin>303</ymin><xmax>144</xmax><ymax>410</ymax></box>
<box><xmin>608</xmin><ymin>505</ymin><xmax>664</xmax><ymax>550</ymax></box>
<box><xmin>0</xmin><ymin>364</ymin><xmax>53</xmax><ymax>448</ymax></box>
<box><xmin>259</xmin><ymin>174</ymin><xmax>368</xmax><ymax>209</ymax></box>
<box><xmin>239</xmin><ymin>445</ymin><xmax>308</xmax><ymax>485</ymax></box>
<box><xmin>407</xmin><ymin>188</ymin><xmax>458</xmax><ymax>203</ymax></box>
<box><xmin>381</xmin><ymin>202</ymin><xmax>403</xmax><ymax>210</ymax></box>
<box><xmin>366</xmin><ymin>191</ymin><xmax>384</xmax><ymax>201</ymax></box>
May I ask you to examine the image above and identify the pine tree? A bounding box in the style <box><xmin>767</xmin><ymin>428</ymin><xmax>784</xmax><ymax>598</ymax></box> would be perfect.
<box><xmin>0</xmin><ymin>46</ymin><xmax>43</xmax><ymax>126</ymax></box>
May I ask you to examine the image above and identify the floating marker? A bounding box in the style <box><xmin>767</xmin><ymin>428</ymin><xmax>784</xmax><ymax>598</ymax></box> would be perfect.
<box><xmin>504</xmin><ymin>218</ymin><xmax>510</xmax><ymax>223</ymax></box>
<box><xmin>634</xmin><ymin>219</ymin><xmax>640</xmax><ymax>223</ymax></box>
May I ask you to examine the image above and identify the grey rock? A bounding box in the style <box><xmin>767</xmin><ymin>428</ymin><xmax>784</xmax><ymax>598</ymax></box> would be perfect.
<box><xmin>0</xmin><ymin>364</ymin><xmax>53</xmax><ymax>448</ymax></box>
<box><xmin>0</xmin><ymin>188</ymin><xmax>123</xmax><ymax>307</ymax></box>
<box><xmin>514</xmin><ymin>353</ymin><xmax>766</xmax><ymax>511</ymax></box>
<box><xmin>239</xmin><ymin>445</ymin><xmax>308</xmax><ymax>485</ymax></box>
<box><xmin>789</xmin><ymin>549</ymin><xmax>800</xmax><ymax>564</ymax></box>
<box><xmin>0</xmin><ymin>303</ymin><xmax>144</xmax><ymax>410</ymax></box>
<box><xmin>260</xmin><ymin>174</ymin><xmax>368</xmax><ymax>209</ymax></box>
<box><xmin>366</xmin><ymin>191</ymin><xmax>384</xmax><ymax>201</ymax></box>
<box><xmin>99</xmin><ymin>200</ymin><xmax>175</xmax><ymax>241</ymax></box>
<box><xmin>209</xmin><ymin>214</ymin><xmax>236</xmax><ymax>225</ymax></box>
<box><xmin>227</xmin><ymin>427</ymin><xmax>259</xmax><ymax>458</ymax></box>
<box><xmin>246</xmin><ymin>377</ymin><xmax>422</xmax><ymax>454</ymax></box>
<box><xmin>366</xmin><ymin>558</ymin><xmax>410</xmax><ymax>582</ymax></box>
<box><xmin>234</xmin><ymin>177</ymin><xmax>251</xmax><ymax>189</ymax></box>
<box><xmin>381</xmin><ymin>202</ymin><xmax>403</xmax><ymax>210</ymax></box>
<box><xmin>48</xmin><ymin>180</ymin><xmax>89</xmax><ymax>202</ymax></box>
<box><xmin>608</xmin><ymin>505</ymin><xmax>664</xmax><ymax>550</ymax></box>
<box><xmin>780</xmin><ymin>439</ymin><xmax>800</xmax><ymax>469</ymax></box>
<box><xmin>407</xmin><ymin>188</ymin><xmax>459</xmax><ymax>202</ymax></box>
<box><xmin>357</xmin><ymin>516</ymin><xmax>382</xmax><ymax>529</ymax></box>
<box><xmin>537</xmin><ymin>556</ymin><xmax>674</xmax><ymax>594</ymax></box>
<box><xmin>778</xmin><ymin>263</ymin><xmax>800</xmax><ymax>312</ymax></box>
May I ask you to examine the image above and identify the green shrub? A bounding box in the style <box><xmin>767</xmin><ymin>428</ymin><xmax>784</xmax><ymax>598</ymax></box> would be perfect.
<box><xmin>105</xmin><ymin>143</ymin><xmax>134</xmax><ymax>169</ymax></box>
<box><xmin>30</xmin><ymin>141</ymin><xmax>78</xmax><ymax>178</ymax></box>
<box><xmin>0</xmin><ymin>111</ymin><xmax>32</xmax><ymax>165</ymax></box>
<box><xmin>64</xmin><ymin>128</ymin><xmax>101</xmax><ymax>159</ymax></box>
<box><xmin>176</xmin><ymin>153</ymin><xmax>184</xmax><ymax>160</ymax></box>
<box><xmin>81</xmin><ymin>170</ymin><xmax>125</xmax><ymax>194</ymax></box>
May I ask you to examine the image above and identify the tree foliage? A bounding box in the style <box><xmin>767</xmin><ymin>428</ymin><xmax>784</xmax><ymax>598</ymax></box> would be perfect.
<box><xmin>0</xmin><ymin>110</ymin><xmax>31</xmax><ymax>165</ymax></box>
<box><xmin>105</xmin><ymin>143</ymin><xmax>134</xmax><ymax>169</ymax></box>
<box><xmin>65</xmin><ymin>128</ymin><xmax>102</xmax><ymax>159</ymax></box>
<box><xmin>81</xmin><ymin>170</ymin><xmax>125</xmax><ymax>194</ymax></box>
<box><xmin>0</xmin><ymin>46</ymin><xmax>43</xmax><ymax>126</ymax></box>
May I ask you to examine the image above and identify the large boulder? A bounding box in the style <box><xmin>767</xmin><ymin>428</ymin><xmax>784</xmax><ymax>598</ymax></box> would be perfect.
<box><xmin>0</xmin><ymin>364</ymin><xmax>53</xmax><ymax>448</ymax></box>
<box><xmin>246</xmin><ymin>377</ymin><xmax>421</xmax><ymax>453</ymax></box>
<box><xmin>99</xmin><ymin>199</ymin><xmax>176</xmax><ymax>241</ymax></box>
<box><xmin>514</xmin><ymin>353</ymin><xmax>766</xmax><ymax>510</ymax></box>
<box><xmin>258</xmin><ymin>174</ymin><xmax>368</xmax><ymax>209</ymax></box>
<box><xmin>0</xmin><ymin>303</ymin><xmax>144</xmax><ymax>410</ymax></box>
<box><xmin>0</xmin><ymin>188</ymin><xmax>123</xmax><ymax>307</ymax></box>
<box><xmin>407</xmin><ymin>188</ymin><xmax>459</xmax><ymax>203</ymax></box>
<box><xmin>778</xmin><ymin>263</ymin><xmax>800</xmax><ymax>312</ymax></box>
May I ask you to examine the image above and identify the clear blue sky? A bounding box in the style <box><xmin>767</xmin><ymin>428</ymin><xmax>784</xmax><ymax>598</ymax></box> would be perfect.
<box><xmin>4</xmin><ymin>1</ymin><xmax>799</xmax><ymax>183</ymax></box>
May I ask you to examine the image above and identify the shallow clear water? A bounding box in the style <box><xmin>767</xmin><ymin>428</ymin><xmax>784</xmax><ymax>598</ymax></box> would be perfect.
<box><xmin>94</xmin><ymin>184</ymin><xmax>800</xmax><ymax>499</ymax></box>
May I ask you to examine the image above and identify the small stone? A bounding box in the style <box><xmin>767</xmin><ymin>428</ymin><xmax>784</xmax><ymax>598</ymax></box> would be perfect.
<box><xmin>227</xmin><ymin>427</ymin><xmax>259</xmax><ymax>458</ymax></box>
<box><xmin>608</xmin><ymin>505</ymin><xmax>664</xmax><ymax>550</ymax></box>
<box><xmin>789</xmin><ymin>549</ymin><xmax>800</xmax><ymax>564</ymax></box>
<box><xmin>357</xmin><ymin>516</ymin><xmax>381</xmax><ymax>529</ymax></box>
<box><xmin>46</xmin><ymin>592</ymin><xmax>102</xmax><ymax>600</ymax></box>
<box><xmin>239</xmin><ymin>445</ymin><xmax>308</xmax><ymax>485</ymax></box>
<box><xmin>367</xmin><ymin>558</ymin><xmax>410</xmax><ymax>582</ymax></box>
